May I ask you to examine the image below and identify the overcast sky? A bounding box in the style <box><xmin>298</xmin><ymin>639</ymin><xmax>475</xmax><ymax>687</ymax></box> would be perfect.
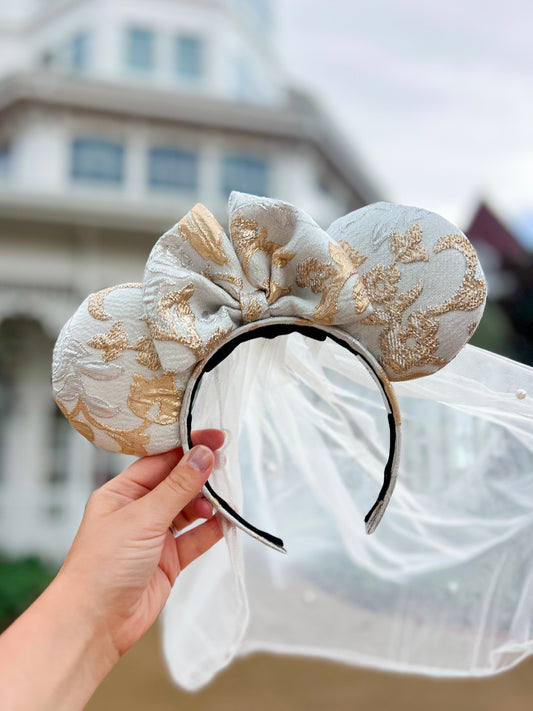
<box><xmin>276</xmin><ymin>0</ymin><xmax>533</xmax><ymax>241</ymax></box>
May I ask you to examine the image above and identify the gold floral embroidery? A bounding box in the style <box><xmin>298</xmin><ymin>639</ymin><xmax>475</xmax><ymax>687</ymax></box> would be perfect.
<box><xmin>134</xmin><ymin>336</ymin><xmax>161</xmax><ymax>371</ymax></box>
<box><xmin>426</xmin><ymin>234</ymin><xmax>487</xmax><ymax>316</ymax></box>
<box><xmin>361</xmin><ymin>227</ymin><xmax>485</xmax><ymax>378</ymax></box>
<box><xmin>362</xmin><ymin>281</ymin><xmax>424</xmax><ymax>329</ymax></box>
<box><xmin>272</xmin><ymin>250</ymin><xmax>297</xmax><ymax>268</ymax></box>
<box><xmin>143</xmin><ymin>284</ymin><xmax>232</xmax><ymax>360</ymax></box>
<box><xmin>230</xmin><ymin>211</ymin><xmax>296</xmax><ymax>308</ymax></box>
<box><xmin>241</xmin><ymin>295</ymin><xmax>263</xmax><ymax>322</ymax></box>
<box><xmin>87</xmin><ymin>324</ymin><xmax>163</xmax><ymax>371</ymax></box>
<box><xmin>390</xmin><ymin>224</ymin><xmax>429</xmax><ymax>263</ymax></box>
<box><xmin>337</xmin><ymin>240</ymin><xmax>367</xmax><ymax>269</ymax></box>
<box><xmin>178</xmin><ymin>204</ymin><xmax>229</xmax><ymax>265</ymax></box>
<box><xmin>361</xmin><ymin>264</ymin><xmax>401</xmax><ymax>304</ymax></box>
<box><xmin>87</xmin><ymin>283</ymin><xmax>143</xmax><ymax>321</ymax></box>
<box><xmin>230</xmin><ymin>212</ymin><xmax>295</xmax><ymax>282</ymax></box>
<box><xmin>62</xmin><ymin>396</ymin><xmax>151</xmax><ymax>455</ymax></box>
<box><xmin>296</xmin><ymin>241</ymin><xmax>369</xmax><ymax>324</ymax></box>
<box><xmin>127</xmin><ymin>372</ymin><xmax>182</xmax><ymax>426</ymax></box>
<box><xmin>380</xmin><ymin>309</ymin><xmax>445</xmax><ymax>376</ymax></box>
<box><xmin>87</xmin><ymin>322</ymin><xmax>129</xmax><ymax>362</ymax></box>
<box><xmin>361</xmin><ymin>282</ymin><xmax>439</xmax><ymax>375</ymax></box>
<box><xmin>201</xmin><ymin>265</ymin><xmax>243</xmax><ymax>289</ymax></box>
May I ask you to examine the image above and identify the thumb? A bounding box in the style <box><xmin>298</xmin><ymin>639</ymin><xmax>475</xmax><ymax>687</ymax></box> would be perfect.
<box><xmin>136</xmin><ymin>445</ymin><xmax>214</xmax><ymax>529</ymax></box>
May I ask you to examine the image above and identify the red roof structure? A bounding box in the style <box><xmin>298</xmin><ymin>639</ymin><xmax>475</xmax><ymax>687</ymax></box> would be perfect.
<box><xmin>466</xmin><ymin>202</ymin><xmax>529</xmax><ymax>264</ymax></box>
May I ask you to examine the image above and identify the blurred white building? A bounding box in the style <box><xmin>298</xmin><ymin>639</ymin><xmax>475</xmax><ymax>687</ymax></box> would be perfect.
<box><xmin>0</xmin><ymin>0</ymin><xmax>380</xmax><ymax>561</ymax></box>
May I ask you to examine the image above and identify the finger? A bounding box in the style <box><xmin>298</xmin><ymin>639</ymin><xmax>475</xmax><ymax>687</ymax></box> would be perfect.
<box><xmin>192</xmin><ymin>429</ymin><xmax>225</xmax><ymax>451</ymax></box>
<box><xmin>108</xmin><ymin>429</ymin><xmax>225</xmax><ymax>498</ymax></box>
<box><xmin>134</xmin><ymin>444</ymin><xmax>214</xmax><ymax>528</ymax></box>
<box><xmin>176</xmin><ymin>516</ymin><xmax>223</xmax><ymax>570</ymax></box>
<box><xmin>158</xmin><ymin>530</ymin><xmax>181</xmax><ymax>587</ymax></box>
<box><xmin>192</xmin><ymin>497</ymin><xmax>214</xmax><ymax>520</ymax></box>
<box><xmin>171</xmin><ymin>496</ymin><xmax>212</xmax><ymax>532</ymax></box>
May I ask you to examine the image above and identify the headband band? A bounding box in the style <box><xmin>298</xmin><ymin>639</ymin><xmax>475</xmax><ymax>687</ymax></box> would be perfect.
<box><xmin>179</xmin><ymin>316</ymin><xmax>402</xmax><ymax>553</ymax></box>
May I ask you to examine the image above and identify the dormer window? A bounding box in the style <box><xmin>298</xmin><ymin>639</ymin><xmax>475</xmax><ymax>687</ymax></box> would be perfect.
<box><xmin>175</xmin><ymin>36</ymin><xmax>204</xmax><ymax>80</ymax></box>
<box><xmin>126</xmin><ymin>28</ymin><xmax>154</xmax><ymax>72</ymax></box>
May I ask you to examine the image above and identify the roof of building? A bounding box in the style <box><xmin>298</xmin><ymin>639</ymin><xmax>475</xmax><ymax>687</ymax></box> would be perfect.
<box><xmin>466</xmin><ymin>201</ymin><xmax>529</xmax><ymax>263</ymax></box>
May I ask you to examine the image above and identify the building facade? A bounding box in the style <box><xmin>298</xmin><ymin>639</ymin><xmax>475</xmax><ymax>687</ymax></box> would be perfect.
<box><xmin>0</xmin><ymin>0</ymin><xmax>380</xmax><ymax>561</ymax></box>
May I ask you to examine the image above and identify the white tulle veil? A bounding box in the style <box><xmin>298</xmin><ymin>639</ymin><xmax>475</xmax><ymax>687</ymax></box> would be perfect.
<box><xmin>162</xmin><ymin>335</ymin><xmax>533</xmax><ymax>691</ymax></box>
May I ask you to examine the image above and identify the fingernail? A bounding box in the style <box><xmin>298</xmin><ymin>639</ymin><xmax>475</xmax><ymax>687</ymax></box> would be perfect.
<box><xmin>183</xmin><ymin>445</ymin><xmax>213</xmax><ymax>473</ymax></box>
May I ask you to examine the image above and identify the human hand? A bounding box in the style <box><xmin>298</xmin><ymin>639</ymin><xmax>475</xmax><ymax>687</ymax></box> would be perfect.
<box><xmin>56</xmin><ymin>429</ymin><xmax>224</xmax><ymax>661</ymax></box>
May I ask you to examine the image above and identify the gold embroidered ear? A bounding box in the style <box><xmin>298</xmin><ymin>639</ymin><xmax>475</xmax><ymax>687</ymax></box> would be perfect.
<box><xmin>52</xmin><ymin>283</ymin><xmax>185</xmax><ymax>456</ymax></box>
<box><xmin>327</xmin><ymin>202</ymin><xmax>487</xmax><ymax>381</ymax></box>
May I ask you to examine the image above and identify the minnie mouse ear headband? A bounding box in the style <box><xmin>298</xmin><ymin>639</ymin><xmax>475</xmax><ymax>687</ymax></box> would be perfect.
<box><xmin>52</xmin><ymin>192</ymin><xmax>487</xmax><ymax>553</ymax></box>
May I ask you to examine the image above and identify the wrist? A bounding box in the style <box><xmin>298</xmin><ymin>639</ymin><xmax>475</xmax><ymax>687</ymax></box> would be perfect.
<box><xmin>0</xmin><ymin>570</ymin><xmax>119</xmax><ymax>711</ymax></box>
<box><xmin>51</xmin><ymin>568</ymin><xmax>120</xmax><ymax>677</ymax></box>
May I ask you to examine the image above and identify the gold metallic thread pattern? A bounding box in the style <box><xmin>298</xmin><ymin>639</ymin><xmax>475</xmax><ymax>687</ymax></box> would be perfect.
<box><xmin>230</xmin><ymin>211</ymin><xmax>296</xmax><ymax>307</ymax></box>
<box><xmin>144</xmin><ymin>283</ymin><xmax>233</xmax><ymax>360</ymax></box>
<box><xmin>230</xmin><ymin>212</ymin><xmax>279</xmax><ymax>278</ymax></box>
<box><xmin>296</xmin><ymin>241</ymin><xmax>369</xmax><ymax>324</ymax></box>
<box><xmin>361</xmin><ymin>264</ymin><xmax>401</xmax><ymax>304</ymax></box>
<box><xmin>426</xmin><ymin>234</ymin><xmax>487</xmax><ymax>316</ymax></box>
<box><xmin>87</xmin><ymin>324</ymin><xmax>162</xmax><ymax>371</ymax></box>
<box><xmin>87</xmin><ymin>283</ymin><xmax>143</xmax><ymax>321</ymax></box>
<box><xmin>133</xmin><ymin>336</ymin><xmax>162</xmax><ymax>371</ymax></box>
<box><xmin>178</xmin><ymin>204</ymin><xmax>230</xmax><ymax>266</ymax></box>
<box><xmin>201</xmin><ymin>265</ymin><xmax>243</xmax><ymax>290</ymax></box>
<box><xmin>127</xmin><ymin>372</ymin><xmax>182</xmax><ymax>426</ymax></box>
<box><xmin>390</xmin><ymin>224</ymin><xmax>429</xmax><ymax>263</ymax></box>
<box><xmin>87</xmin><ymin>321</ymin><xmax>129</xmax><ymax>362</ymax></box>
<box><xmin>272</xmin><ymin>250</ymin><xmax>297</xmax><ymax>268</ymax></box>
<box><xmin>241</xmin><ymin>295</ymin><xmax>263</xmax><ymax>322</ymax></box>
<box><xmin>361</xmin><ymin>226</ymin><xmax>485</xmax><ymax>378</ymax></box>
<box><xmin>60</xmin><ymin>397</ymin><xmax>151</xmax><ymax>455</ymax></box>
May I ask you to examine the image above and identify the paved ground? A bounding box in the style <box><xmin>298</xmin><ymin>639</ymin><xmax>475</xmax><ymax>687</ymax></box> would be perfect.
<box><xmin>87</xmin><ymin>623</ymin><xmax>533</xmax><ymax>711</ymax></box>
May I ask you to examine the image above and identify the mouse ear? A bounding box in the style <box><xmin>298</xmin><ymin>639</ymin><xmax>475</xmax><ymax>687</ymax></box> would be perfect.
<box><xmin>328</xmin><ymin>202</ymin><xmax>487</xmax><ymax>381</ymax></box>
<box><xmin>52</xmin><ymin>283</ymin><xmax>183</xmax><ymax>456</ymax></box>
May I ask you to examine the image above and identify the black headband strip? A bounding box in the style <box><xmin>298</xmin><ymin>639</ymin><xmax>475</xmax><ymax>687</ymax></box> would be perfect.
<box><xmin>185</xmin><ymin>322</ymin><xmax>398</xmax><ymax>553</ymax></box>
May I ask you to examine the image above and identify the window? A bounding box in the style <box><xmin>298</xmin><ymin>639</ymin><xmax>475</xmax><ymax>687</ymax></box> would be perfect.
<box><xmin>221</xmin><ymin>155</ymin><xmax>269</xmax><ymax>197</ymax></box>
<box><xmin>126</xmin><ymin>28</ymin><xmax>154</xmax><ymax>71</ymax></box>
<box><xmin>148</xmin><ymin>147</ymin><xmax>198</xmax><ymax>191</ymax></box>
<box><xmin>71</xmin><ymin>138</ymin><xmax>124</xmax><ymax>184</ymax></box>
<box><xmin>175</xmin><ymin>36</ymin><xmax>204</xmax><ymax>80</ymax></box>
<box><xmin>70</xmin><ymin>33</ymin><xmax>89</xmax><ymax>73</ymax></box>
<box><xmin>0</xmin><ymin>144</ymin><xmax>10</xmax><ymax>177</ymax></box>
